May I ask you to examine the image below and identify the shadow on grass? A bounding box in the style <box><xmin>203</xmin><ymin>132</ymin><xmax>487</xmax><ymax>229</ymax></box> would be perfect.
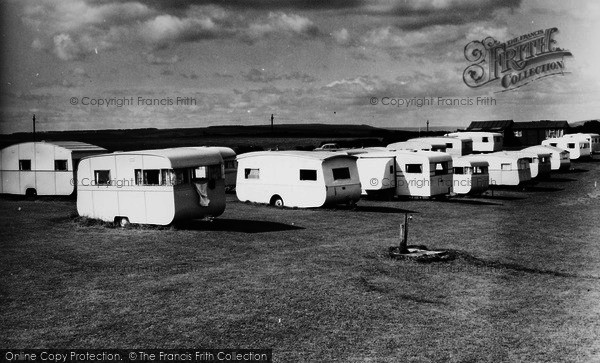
<box><xmin>547</xmin><ymin>177</ymin><xmax>578</xmax><ymax>182</ymax></box>
<box><xmin>524</xmin><ymin>186</ymin><xmax>564</xmax><ymax>193</ymax></box>
<box><xmin>478</xmin><ymin>194</ymin><xmax>527</xmax><ymax>201</ymax></box>
<box><xmin>437</xmin><ymin>198</ymin><xmax>502</xmax><ymax>206</ymax></box>
<box><xmin>354</xmin><ymin>205</ymin><xmax>420</xmax><ymax>214</ymax></box>
<box><xmin>0</xmin><ymin>194</ymin><xmax>76</xmax><ymax>202</ymax></box>
<box><xmin>172</xmin><ymin>218</ymin><xmax>305</xmax><ymax>233</ymax></box>
<box><xmin>568</xmin><ymin>168</ymin><xmax>590</xmax><ymax>174</ymax></box>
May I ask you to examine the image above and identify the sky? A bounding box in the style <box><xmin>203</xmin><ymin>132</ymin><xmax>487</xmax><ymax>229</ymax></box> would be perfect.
<box><xmin>1</xmin><ymin>0</ymin><xmax>599</xmax><ymax>133</ymax></box>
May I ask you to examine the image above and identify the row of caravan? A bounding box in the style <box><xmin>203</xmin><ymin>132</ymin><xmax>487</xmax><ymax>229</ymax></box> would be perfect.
<box><xmin>541</xmin><ymin>133</ymin><xmax>600</xmax><ymax>159</ymax></box>
<box><xmin>387</xmin><ymin>132</ymin><xmax>503</xmax><ymax>156</ymax></box>
<box><xmin>0</xmin><ymin>134</ymin><xmax>591</xmax><ymax>225</ymax></box>
<box><xmin>234</xmin><ymin>144</ymin><xmax>565</xmax><ymax>208</ymax></box>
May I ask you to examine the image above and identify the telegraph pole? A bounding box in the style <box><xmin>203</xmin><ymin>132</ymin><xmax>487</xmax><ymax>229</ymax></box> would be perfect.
<box><xmin>270</xmin><ymin>114</ymin><xmax>274</xmax><ymax>134</ymax></box>
<box><xmin>426</xmin><ymin>119</ymin><xmax>429</xmax><ymax>133</ymax></box>
<box><xmin>32</xmin><ymin>114</ymin><xmax>36</xmax><ymax>142</ymax></box>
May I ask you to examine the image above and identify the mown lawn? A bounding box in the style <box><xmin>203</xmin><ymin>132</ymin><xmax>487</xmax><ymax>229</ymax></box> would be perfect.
<box><xmin>1</xmin><ymin>160</ymin><xmax>599</xmax><ymax>362</ymax></box>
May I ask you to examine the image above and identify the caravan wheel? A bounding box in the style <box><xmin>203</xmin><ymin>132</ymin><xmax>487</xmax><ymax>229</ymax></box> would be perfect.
<box><xmin>270</xmin><ymin>195</ymin><xmax>284</xmax><ymax>208</ymax></box>
<box><xmin>116</xmin><ymin>217</ymin><xmax>130</xmax><ymax>228</ymax></box>
<box><xmin>25</xmin><ymin>188</ymin><xmax>37</xmax><ymax>198</ymax></box>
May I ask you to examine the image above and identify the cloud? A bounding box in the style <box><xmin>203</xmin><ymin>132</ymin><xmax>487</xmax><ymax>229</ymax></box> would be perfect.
<box><xmin>140</xmin><ymin>0</ymin><xmax>363</xmax><ymax>11</ymax></box>
<box><xmin>245</xmin><ymin>12</ymin><xmax>320</xmax><ymax>41</ymax></box>
<box><xmin>140</xmin><ymin>14</ymin><xmax>223</xmax><ymax>45</ymax></box>
<box><xmin>332</xmin><ymin>28</ymin><xmax>351</xmax><ymax>45</ymax></box>
<box><xmin>242</xmin><ymin>68</ymin><xmax>315</xmax><ymax>83</ymax></box>
<box><xmin>144</xmin><ymin>53</ymin><xmax>180</xmax><ymax>65</ymax></box>
<box><xmin>367</xmin><ymin>0</ymin><xmax>522</xmax><ymax>30</ymax></box>
<box><xmin>21</xmin><ymin>0</ymin><xmax>322</xmax><ymax>58</ymax></box>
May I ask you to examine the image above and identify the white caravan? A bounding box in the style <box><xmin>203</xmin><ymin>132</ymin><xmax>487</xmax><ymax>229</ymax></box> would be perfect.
<box><xmin>353</xmin><ymin>151</ymin><xmax>397</xmax><ymax>196</ymax></box>
<box><xmin>475</xmin><ymin>152</ymin><xmax>531</xmax><ymax>186</ymax></box>
<box><xmin>393</xmin><ymin>150</ymin><xmax>453</xmax><ymax>198</ymax></box>
<box><xmin>501</xmin><ymin>150</ymin><xmax>551</xmax><ymax>179</ymax></box>
<box><xmin>409</xmin><ymin>137</ymin><xmax>473</xmax><ymax>156</ymax></box>
<box><xmin>77</xmin><ymin>148</ymin><xmax>226</xmax><ymax>226</ymax></box>
<box><xmin>235</xmin><ymin>151</ymin><xmax>361</xmax><ymax>208</ymax></box>
<box><xmin>563</xmin><ymin>133</ymin><xmax>600</xmax><ymax>154</ymax></box>
<box><xmin>523</xmin><ymin>145</ymin><xmax>570</xmax><ymax>171</ymax></box>
<box><xmin>446</xmin><ymin>132</ymin><xmax>503</xmax><ymax>153</ymax></box>
<box><xmin>451</xmin><ymin>156</ymin><xmax>489</xmax><ymax>195</ymax></box>
<box><xmin>0</xmin><ymin>141</ymin><xmax>106</xmax><ymax>196</ymax></box>
<box><xmin>387</xmin><ymin>140</ymin><xmax>447</xmax><ymax>153</ymax></box>
<box><xmin>542</xmin><ymin>138</ymin><xmax>591</xmax><ymax>160</ymax></box>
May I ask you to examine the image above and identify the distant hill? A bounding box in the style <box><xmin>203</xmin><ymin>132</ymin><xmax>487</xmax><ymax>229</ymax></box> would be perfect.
<box><xmin>0</xmin><ymin>124</ymin><xmax>447</xmax><ymax>152</ymax></box>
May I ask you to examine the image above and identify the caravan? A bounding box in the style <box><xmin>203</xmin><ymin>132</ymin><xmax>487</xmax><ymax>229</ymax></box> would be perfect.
<box><xmin>77</xmin><ymin>147</ymin><xmax>226</xmax><ymax>226</ymax></box>
<box><xmin>235</xmin><ymin>151</ymin><xmax>361</xmax><ymax>208</ymax></box>
<box><xmin>393</xmin><ymin>150</ymin><xmax>453</xmax><ymax>198</ymax></box>
<box><xmin>542</xmin><ymin>138</ymin><xmax>591</xmax><ymax>160</ymax></box>
<box><xmin>562</xmin><ymin>133</ymin><xmax>600</xmax><ymax>154</ymax></box>
<box><xmin>446</xmin><ymin>132</ymin><xmax>503</xmax><ymax>153</ymax></box>
<box><xmin>474</xmin><ymin>152</ymin><xmax>531</xmax><ymax>186</ymax></box>
<box><xmin>502</xmin><ymin>150</ymin><xmax>551</xmax><ymax>179</ymax></box>
<box><xmin>0</xmin><ymin>141</ymin><xmax>106</xmax><ymax>196</ymax></box>
<box><xmin>352</xmin><ymin>150</ymin><xmax>453</xmax><ymax>198</ymax></box>
<box><xmin>352</xmin><ymin>151</ymin><xmax>397</xmax><ymax>197</ymax></box>
<box><xmin>451</xmin><ymin>156</ymin><xmax>489</xmax><ymax>195</ymax></box>
<box><xmin>409</xmin><ymin>137</ymin><xmax>473</xmax><ymax>156</ymax></box>
<box><xmin>523</xmin><ymin>145</ymin><xmax>570</xmax><ymax>171</ymax></box>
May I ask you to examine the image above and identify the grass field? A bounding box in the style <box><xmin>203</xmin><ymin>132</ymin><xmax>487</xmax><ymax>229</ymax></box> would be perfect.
<box><xmin>1</xmin><ymin>159</ymin><xmax>600</xmax><ymax>362</ymax></box>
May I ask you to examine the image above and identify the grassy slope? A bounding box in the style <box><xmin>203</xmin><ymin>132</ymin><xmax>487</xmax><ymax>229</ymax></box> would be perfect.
<box><xmin>1</xmin><ymin>160</ymin><xmax>600</xmax><ymax>362</ymax></box>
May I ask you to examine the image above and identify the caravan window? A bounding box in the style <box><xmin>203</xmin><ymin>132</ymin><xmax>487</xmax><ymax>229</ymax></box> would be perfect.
<box><xmin>54</xmin><ymin>160</ymin><xmax>68</xmax><ymax>171</ymax></box>
<box><xmin>501</xmin><ymin>163</ymin><xmax>511</xmax><ymax>171</ymax></box>
<box><xmin>173</xmin><ymin>169</ymin><xmax>190</xmax><ymax>185</ymax></box>
<box><xmin>299</xmin><ymin>169</ymin><xmax>317</xmax><ymax>181</ymax></box>
<box><xmin>193</xmin><ymin>167</ymin><xmax>207</xmax><ymax>179</ymax></box>
<box><xmin>473</xmin><ymin>166</ymin><xmax>487</xmax><ymax>174</ymax></box>
<box><xmin>19</xmin><ymin>160</ymin><xmax>31</xmax><ymax>171</ymax></box>
<box><xmin>161</xmin><ymin>169</ymin><xmax>175</xmax><ymax>186</ymax></box>
<box><xmin>582</xmin><ymin>143</ymin><xmax>590</xmax><ymax>149</ymax></box>
<box><xmin>453</xmin><ymin>167</ymin><xmax>466</xmax><ymax>175</ymax></box>
<box><xmin>445</xmin><ymin>143</ymin><xmax>453</xmax><ymax>149</ymax></box>
<box><xmin>389</xmin><ymin>165</ymin><xmax>394</xmax><ymax>174</ymax></box>
<box><xmin>332</xmin><ymin>167</ymin><xmax>351</xmax><ymax>180</ymax></box>
<box><xmin>405</xmin><ymin>164</ymin><xmax>422</xmax><ymax>173</ymax></box>
<box><xmin>94</xmin><ymin>170</ymin><xmax>111</xmax><ymax>185</ymax></box>
<box><xmin>433</xmin><ymin>162</ymin><xmax>449</xmax><ymax>176</ymax></box>
<box><xmin>145</xmin><ymin>170</ymin><xmax>160</xmax><ymax>185</ymax></box>
<box><xmin>550</xmin><ymin>143</ymin><xmax>557</xmax><ymax>147</ymax></box>
<box><xmin>567</xmin><ymin>143</ymin><xmax>575</xmax><ymax>149</ymax></box>
<box><xmin>224</xmin><ymin>160</ymin><xmax>237</xmax><ymax>169</ymax></box>
<box><xmin>135</xmin><ymin>169</ymin><xmax>160</xmax><ymax>185</ymax></box>
<box><xmin>482</xmin><ymin>137</ymin><xmax>489</xmax><ymax>142</ymax></box>
<box><xmin>245</xmin><ymin>168</ymin><xmax>260</xmax><ymax>179</ymax></box>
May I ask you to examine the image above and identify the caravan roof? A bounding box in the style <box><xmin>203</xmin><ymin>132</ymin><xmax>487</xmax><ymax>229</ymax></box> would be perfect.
<box><xmin>6</xmin><ymin>141</ymin><xmax>106</xmax><ymax>152</ymax></box>
<box><xmin>524</xmin><ymin>145</ymin><xmax>568</xmax><ymax>154</ymax></box>
<box><xmin>237</xmin><ymin>150</ymin><xmax>355</xmax><ymax>162</ymax></box>
<box><xmin>387</xmin><ymin>140</ymin><xmax>444</xmax><ymax>152</ymax></box>
<box><xmin>192</xmin><ymin>146</ymin><xmax>236</xmax><ymax>159</ymax></box>
<box><xmin>48</xmin><ymin>141</ymin><xmax>107</xmax><ymax>152</ymax></box>
<box><xmin>452</xmin><ymin>157</ymin><xmax>488</xmax><ymax>168</ymax></box>
<box><xmin>393</xmin><ymin>149</ymin><xmax>452</xmax><ymax>163</ymax></box>
<box><xmin>97</xmin><ymin>147</ymin><xmax>223</xmax><ymax>168</ymax></box>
